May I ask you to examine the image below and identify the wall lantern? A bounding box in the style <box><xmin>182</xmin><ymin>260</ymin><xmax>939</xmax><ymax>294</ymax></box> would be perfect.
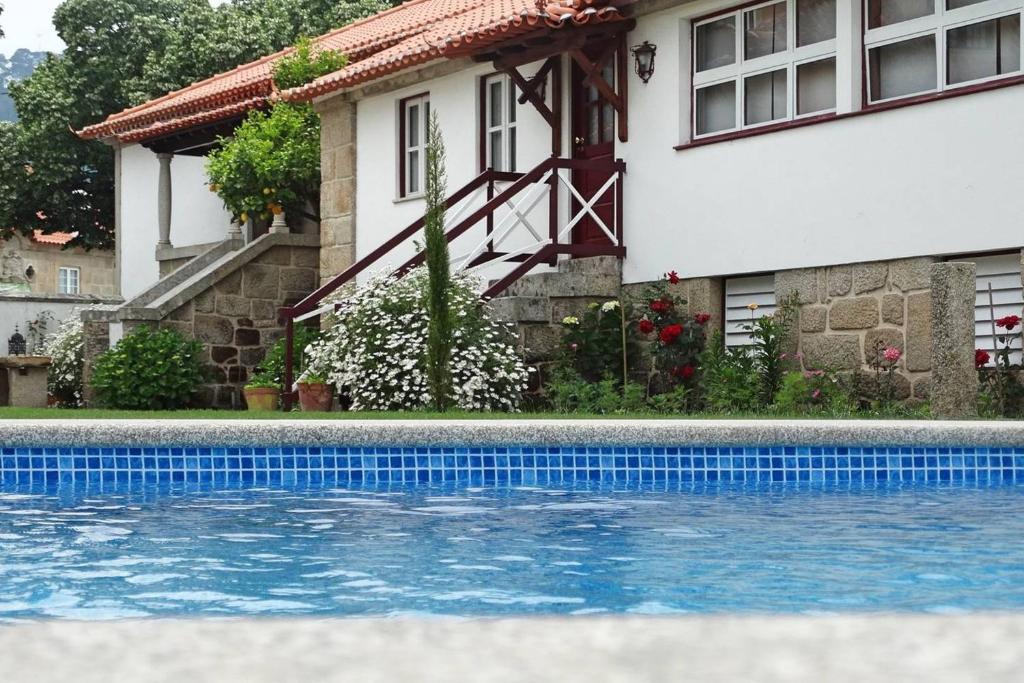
<box><xmin>630</xmin><ymin>41</ymin><xmax>657</xmax><ymax>84</ymax></box>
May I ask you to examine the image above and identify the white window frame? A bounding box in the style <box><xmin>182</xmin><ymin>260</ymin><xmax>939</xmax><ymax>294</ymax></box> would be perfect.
<box><xmin>58</xmin><ymin>266</ymin><xmax>80</xmax><ymax>295</ymax></box>
<box><xmin>693</xmin><ymin>0</ymin><xmax>838</xmax><ymax>139</ymax></box>
<box><xmin>399</xmin><ymin>93</ymin><xmax>430</xmax><ymax>199</ymax></box>
<box><xmin>482</xmin><ymin>73</ymin><xmax>518</xmax><ymax>173</ymax></box>
<box><xmin>864</xmin><ymin>0</ymin><xmax>1024</xmax><ymax>105</ymax></box>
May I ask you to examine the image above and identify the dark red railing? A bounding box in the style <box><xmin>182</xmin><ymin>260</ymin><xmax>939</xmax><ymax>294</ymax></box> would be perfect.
<box><xmin>279</xmin><ymin>157</ymin><xmax>625</xmax><ymax>409</ymax></box>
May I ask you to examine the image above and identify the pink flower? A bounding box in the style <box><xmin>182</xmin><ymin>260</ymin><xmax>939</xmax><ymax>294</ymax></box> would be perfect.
<box><xmin>569</xmin><ymin>343</ymin><xmax>578</xmax><ymax>352</ymax></box>
<box><xmin>811</xmin><ymin>389</ymin><xmax>822</xmax><ymax>399</ymax></box>
<box><xmin>779</xmin><ymin>352</ymin><xmax>788</xmax><ymax>360</ymax></box>
<box><xmin>882</xmin><ymin>346</ymin><xmax>902</xmax><ymax>363</ymax></box>
<box><xmin>795</xmin><ymin>351</ymin><xmax>804</xmax><ymax>360</ymax></box>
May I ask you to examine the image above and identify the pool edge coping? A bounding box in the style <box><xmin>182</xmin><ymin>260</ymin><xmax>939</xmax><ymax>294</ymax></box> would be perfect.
<box><xmin>1</xmin><ymin>419</ymin><xmax>1022</xmax><ymax>447</ymax></box>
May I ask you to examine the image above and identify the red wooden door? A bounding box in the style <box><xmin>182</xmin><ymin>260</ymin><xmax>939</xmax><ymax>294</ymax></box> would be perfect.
<box><xmin>570</xmin><ymin>51</ymin><xmax>616</xmax><ymax>248</ymax></box>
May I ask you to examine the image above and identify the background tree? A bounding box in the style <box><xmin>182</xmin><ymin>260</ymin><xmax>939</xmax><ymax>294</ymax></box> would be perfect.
<box><xmin>424</xmin><ymin>111</ymin><xmax>453</xmax><ymax>411</ymax></box>
<box><xmin>0</xmin><ymin>0</ymin><xmax>397</xmax><ymax>250</ymax></box>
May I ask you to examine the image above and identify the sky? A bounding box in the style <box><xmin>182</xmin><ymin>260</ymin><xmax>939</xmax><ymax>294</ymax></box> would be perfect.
<box><xmin>0</xmin><ymin>0</ymin><xmax>228</xmax><ymax>56</ymax></box>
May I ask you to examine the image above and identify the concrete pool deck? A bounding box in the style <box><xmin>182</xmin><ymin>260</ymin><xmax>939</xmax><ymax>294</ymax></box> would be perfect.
<box><xmin>2</xmin><ymin>613</ymin><xmax>1023</xmax><ymax>682</ymax></box>
<box><xmin>2</xmin><ymin>418</ymin><xmax>1024</xmax><ymax>447</ymax></box>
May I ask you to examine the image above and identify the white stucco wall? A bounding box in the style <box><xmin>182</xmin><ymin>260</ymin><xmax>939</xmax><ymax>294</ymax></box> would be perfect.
<box><xmin>352</xmin><ymin>0</ymin><xmax>1024</xmax><ymax>287</ymax></box>
<box><xmin>354</xmin><ymin>61</ymin><xmax>556</xmax><ymax>284</ymax></box>
<box><xmin>118</xmin><ymin>144</ymin><xmax>232</xmax><ymax>298</ymax></box>
<box><xmin>618</xmin><ymin>0</ymin><xmax>1024</xmax><ymax>284</ymax></box>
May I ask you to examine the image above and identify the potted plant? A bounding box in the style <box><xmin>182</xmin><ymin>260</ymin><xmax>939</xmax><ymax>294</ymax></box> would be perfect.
<box><xmin>297</xmin><ymin>371</ymin><xmax>333</xmax><ymax>412</ymax></box>
<box><xmin>243</xmin><ymin>374</ymin><xmax>280</xmax><ymax>411</ymax></box>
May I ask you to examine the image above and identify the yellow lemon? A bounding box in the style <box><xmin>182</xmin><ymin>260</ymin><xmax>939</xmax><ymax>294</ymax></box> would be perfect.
<box><xmin>240</xmin><ymin>212</ymin><xmax>249</xmax><ymax>223</ymax></box>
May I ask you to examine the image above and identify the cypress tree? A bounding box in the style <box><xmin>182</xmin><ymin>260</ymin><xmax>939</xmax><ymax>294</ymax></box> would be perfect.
<box><xmin>424</xmin><ymin>110</ymin><xmax>452</xmax><ymax>410</ymax></box>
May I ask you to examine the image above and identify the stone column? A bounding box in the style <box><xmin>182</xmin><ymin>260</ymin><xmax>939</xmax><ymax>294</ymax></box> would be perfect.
<box><xmin>157</xmin><ymin>152</ymin><xmax>174</xmax><ymax>247</ymax></box>
<box><xmin>929</xmin><ymin>262</ymin><xmax>978</xmax><ymax>418</ymax></box>
<box><xmin>80</xmin><ymin>312</ymin><xmax>112</xmax><ymax>407</ymax></box>
<box><xmin>315</xmin><ymin>95</ymin><xmax>357</xmax><ymax>287</ymax></box>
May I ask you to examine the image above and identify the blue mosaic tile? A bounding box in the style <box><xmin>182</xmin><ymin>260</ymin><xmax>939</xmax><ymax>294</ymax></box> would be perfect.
<box><xmin>0</xmin><ymin>444</ymin><xmax>1022</xmax><ymax>487</ymax></box>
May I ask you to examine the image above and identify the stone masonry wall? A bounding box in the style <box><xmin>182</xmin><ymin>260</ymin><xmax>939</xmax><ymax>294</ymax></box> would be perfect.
<box><xmin>775</xmin><ymin>256</ymin><xmax>935</xmax><ymax>401</ymax></box>
<box><xmin>316</xmin><ymin>95</ymin><xmax>357</xmax><ymax>287</ymax></box>
<box><xmin>158</xmin><ymin>244</ymin><xmax>319</xmax><ymax>408</ymax></box>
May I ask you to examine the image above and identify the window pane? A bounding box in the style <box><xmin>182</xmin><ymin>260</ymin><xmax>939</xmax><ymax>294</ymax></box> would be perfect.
<box><xmin>696</xmin><ymin>16</ymin><xmax>736</xmax><ymax>71</ymax></box>
<box><xmin>797</xmin><ymin>57</ymin><xmax>836</xmax><ymax>114</ymax></box>
<box><xmin>588</xmin><ymin>105</ymin><xmax>600</xmax><ymax>144</ymax></box>
<box><xmin>509</xmin><ymin>127</ymin><xmax>517</xmax><ymax>172</ymax></box>
<box><xmin>489</xmin><ymin>130</ymin><xmax>503</xmax><ymax>170</ymax></box>
<box><xmin>509</xmin><ymin>80</ymin><xmax>517</xmax><ymax>123</ymax></box>
<box><xmin>602</xmin><ymin>101</ymin><xmax>615</xmax><ymax>142</ymax></box>
<box><xmin>867</xmin><ymin>0</ymin><xmax>934</xmax><ymax>29</ymax></box>
<box><xmin>947</xmin><ymin>16</ymin><xmax>1021</xmax><ymax>85</ymax></box>
<box><xmin>408</xmin><ymin>104</ymin><xmax>419</xmax><ymax>147</ymax></box>
<box><xmin>696</xmin><ymin>80</ymin><xmax>736</xmax><ymax>134</ymax></box>
<box><xmin>745</xmin><ymin>2</ymin><xmax>787</xmax><ymax>60</ymax></box>
<box><xmin>489</xmin><ymin>80</ymin><xmax>503</xmax><ymax>127</ymax></box>
<box><xmin>797</xmin><ymin>0</ymin><xmax>836</xmax><ymax>46</ymax></box>
<box><xmin>869</xmin><ymin>35</ymin><xmax>937</xmax><ymax>100</ymax></box>
<box><xmin>408</xmin><ymin>150</ymin><xmax>419</xmax><ymax>194</ymax></box>
<box><xmin>947</xmin><ymin>0</ymin><xmax>988</xmax><ymax>8</ymax></box>
<box><xmin>744</xmin><ymin>68</ymin><xmax>788</xmax><ymax>124</ymax></box>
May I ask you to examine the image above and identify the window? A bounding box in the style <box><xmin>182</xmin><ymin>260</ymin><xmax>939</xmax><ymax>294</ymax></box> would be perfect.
<box><xmin>724</xmin><ymin>274</ymin><xmax>777</xmax><ymax>347</ymax></box>
<box><xmin>399</xmin><ymin>93</ymin><xmax>429</xmax><ymax>198</ymax></box>
<box><xmin>693</xmin><ymin>0</ymin><xmax>837</xmax><ymax>138</ymax></box>
<box><xmin>865</xmin><ymin>0</ymin><xmax>1023</xmax><ymax>104</ymax></box>
<box><xmin>58</xmin><ymin>267</ymin><xmax>80</xmax><ymax>295</ymax></box>
<box><xmin>481</xmin><ymin>73</ymin><xmax>518</xmax><ymax>172</ymax></box>
<box><xmin>971</xmin><ymin>253</ymin><xmax>1023</xmax><ymax>366</ymax></box>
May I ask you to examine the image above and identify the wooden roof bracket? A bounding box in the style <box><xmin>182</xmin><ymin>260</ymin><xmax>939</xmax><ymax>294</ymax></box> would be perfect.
<box><xmin>503</xmin><ymin>56</ymin><xmax>563</xmax><ymax>157</ymax></box>
<box><xmin>569</xmin><ymin>31</ymin><xmax>629</xmax><ymax>143</ymax></box>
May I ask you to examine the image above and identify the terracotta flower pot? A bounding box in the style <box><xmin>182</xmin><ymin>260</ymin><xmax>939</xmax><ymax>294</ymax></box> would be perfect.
<box><xmin>298</xmin><ymin>382</ymin><xmax>333</xmax><ymax>412</ymax></box>
<box><xmin>243</xmin><ymin>386</ymin><xmax>280</xmax><ymax>411</ymax></box>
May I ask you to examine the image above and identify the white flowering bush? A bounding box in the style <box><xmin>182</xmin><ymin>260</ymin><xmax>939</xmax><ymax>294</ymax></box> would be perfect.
<box><xmin>305</xmin><ymin>268</ymin><xmax>530</xmax><ymax>411</ymax></box>
<box><xmin>42</xmin><ymin>310</ymin><xmax>85</xmax><ymax>407</ymax></box>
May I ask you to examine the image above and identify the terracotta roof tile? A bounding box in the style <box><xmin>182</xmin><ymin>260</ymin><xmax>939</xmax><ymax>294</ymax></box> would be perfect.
<box><xmin>31</xmin><ymin>230</ymin><xmax>77</xmax><ymax>246</ymax></box>
<box><xmin>78</xmin><ymin>0</ymin><xmax>626</xmax><ymax>144</ymax></box>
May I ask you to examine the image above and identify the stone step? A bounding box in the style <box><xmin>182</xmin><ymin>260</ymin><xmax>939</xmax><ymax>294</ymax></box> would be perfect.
<box><xmin>487</xmin><ymin>296</ymin><xmax>549</xmax><ymax>324</ymax></box>
<box><xmin>503</xmin><ymin>271</ymin><xmax>621</xmax><ymax>299</ymax></box>
<box><xmin>557</xmin><ymin>255</ymin><xmax>622</xmax><ymax>276</ymax></box>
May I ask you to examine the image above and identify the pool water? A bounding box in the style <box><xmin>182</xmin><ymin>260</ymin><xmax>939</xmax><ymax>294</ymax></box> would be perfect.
<box><xmin>1</xmin><ymin>482</ymin><xmax>1023</xmax><ymax>621</ymax></box>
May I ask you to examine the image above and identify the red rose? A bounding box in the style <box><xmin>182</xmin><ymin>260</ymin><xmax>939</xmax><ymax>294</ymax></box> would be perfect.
<box><xmin>680</xmin><ymin>365</ymin><xmax>696</xmax><ymax>379</ymax></box>
<box><xmin>975</xmin><ymin>348</ymin><xmax>991</xmax><ymax>368</ymax></box>
<box><xmin>649</xmin><ymin>299</ymin><xmax>671</xmax><ymax>314</ymax></box>
<box><xmin>694</xmin><ymin>312</ymin><xmax>711</xmax><ymax>325</ymax></box>
<box><xmin>666</xmin><ymin>270</ymin><xmax>681</xmax><ymax>285</ymax></box>
<box><xmin>638</xmin><ymin>319</ymin><xmax>655</xmax><ymax>334</ymax></box>
<box><xmin>996</xmin><ymin>314</ymin><xmax>1021</xmax><ymax>331</ymax></box>
<box><xmin>659</xmin><ymin>323</ymin><xmax>683</xmax><ymax>345</ymax></box>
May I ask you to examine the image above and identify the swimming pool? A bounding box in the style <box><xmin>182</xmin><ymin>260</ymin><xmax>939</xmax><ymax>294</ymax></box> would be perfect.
<box><xmin>1</xmin><ymin>480</ymin><xmax>1023</xmax><ymax>621</ymax></box>
<box><xmin>1</xmin><ymin>421</ymin><xmax>1022</xmax><ymax>621</ymax></box>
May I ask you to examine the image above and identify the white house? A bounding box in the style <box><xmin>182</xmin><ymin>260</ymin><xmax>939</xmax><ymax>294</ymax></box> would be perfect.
<box><xmin>82</xmin><ymin>0</ymin><xmax>1024</xmax><ymax>403</ymax></box>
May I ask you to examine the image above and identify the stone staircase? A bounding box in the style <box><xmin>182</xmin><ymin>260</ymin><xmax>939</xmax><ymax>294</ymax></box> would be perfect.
<box><xmin>489</xmin><ymin>255</ymin><xmax>622</xmax><ymax>361</ymax></box>
<box><xmin>82</xmin><ymin>232</ymin><xmax>319</xmax><ymax>408</ymax></box>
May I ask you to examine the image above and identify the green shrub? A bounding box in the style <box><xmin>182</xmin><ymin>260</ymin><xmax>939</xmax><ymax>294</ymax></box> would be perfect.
<box><xmin>91</xmin><ymin>327</ymin><xmax>204</xmax><ymax>410</ymax></box>
<box><xmin>559</xmin><ymin>301</ymin><xmax>639</xmax><ymax>384</ymax></box>
<box><xmin>699</xmin><ymin>332</ymin><xmax>760</xmax><ymax>412</ymax></box>
<box><xmin>544</xmin><ymin>367</ymin><xmax>685</xmax><ymax>415</ymax></box>
<box><xmin>773</xmin><ymin>370</ymin><xmax>853</xmax><ymax>415</ymax></box>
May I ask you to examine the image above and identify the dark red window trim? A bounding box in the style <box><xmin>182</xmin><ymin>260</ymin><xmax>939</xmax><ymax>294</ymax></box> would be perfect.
<box><xmin>397</xmin><ymin>91</ymin><xmax>429</xmax><ymax>199</ymax></box>
<box><xmin>682</xmin><ymin>0</ymin><xmax>1024</xmax><ymax>152</ymax></box>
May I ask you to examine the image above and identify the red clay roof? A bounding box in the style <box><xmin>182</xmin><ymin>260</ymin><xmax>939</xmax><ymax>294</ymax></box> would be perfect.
<box><xmin>31</xmin><ymin>230</ymin><xmax>77</xmax><ymax>246</ymax></box>
<box><xmin>78</xmin><ymin>0</ymin><xmax>626</xmax><ymax>144</ymax></box>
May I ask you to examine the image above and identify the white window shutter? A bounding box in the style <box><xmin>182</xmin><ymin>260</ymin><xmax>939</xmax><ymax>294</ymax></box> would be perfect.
<box><xmin>972</xmin><ymin>253</ymin><xmax>1023</xmax><ymax>366</ymax></box>
<box><xmin>724</xmin><ymin>274</ymin><xmax>777</xmax><ymax>347</ymax></box>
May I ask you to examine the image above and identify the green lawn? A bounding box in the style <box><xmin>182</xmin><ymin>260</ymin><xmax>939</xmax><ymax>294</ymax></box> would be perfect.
<box><xmin>0</xmin><ymin>407</ymin><xmax>937</xmax><ymax>420</ymax></box>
